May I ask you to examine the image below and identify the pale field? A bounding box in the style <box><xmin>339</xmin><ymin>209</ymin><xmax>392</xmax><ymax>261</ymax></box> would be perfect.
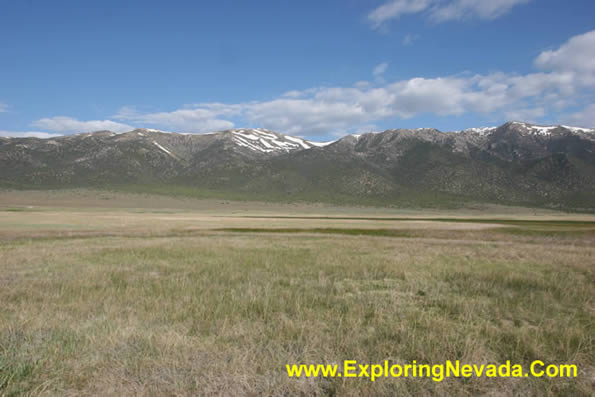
<box><xmin>0</xmin><ymin>190</ymin><xmax>593</xmax><ymax>396</ymax></box>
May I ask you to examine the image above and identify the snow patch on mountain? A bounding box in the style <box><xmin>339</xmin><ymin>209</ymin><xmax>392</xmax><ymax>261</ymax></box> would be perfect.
<box><xmin>509</xmin><ymin>122</ymin><xmax>595</xmax><ymax>137</ymax></box>
<box><xmin>230</xmin><ymin>129</ymin><xmax>316</xmax><ymax>154</ymax></box>
<box><xmin>461</xmin><ymin>127</ymin><xmax>497</xmax><ymax>135</ymax></box>
<box><xmin>510</xmin><ymin>122</ymin><xmax>557</xmax><ymax>136</ymax></box>
<box><xmin>152</xmin><ymin>141</ymin><xmax>174</xmax><ymax>157</ymax></box>
<box><xmin>285</xmin><ymin>135</ymin><xmax>311</xmax><ymax>149</ymax></box>
<box><xmin>459</xmin><ymin>123</ymin><xmax>595</xmax><ymax>137</ymax></box>
<box><xmin>308</xmin><ymin>140</ymin><xmax>336</xmax><ymax>147</ymax></box>
<box><xmin>561</xmin><ymin>125</ymin><xmax>595</xmax><ymax>133</ymax></box>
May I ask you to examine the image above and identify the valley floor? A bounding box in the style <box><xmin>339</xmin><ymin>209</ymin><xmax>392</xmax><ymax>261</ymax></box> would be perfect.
<box><xmin>0</xmin><ymin>190</ymin><xmax>593</xmax><ymax>395</ymax></box>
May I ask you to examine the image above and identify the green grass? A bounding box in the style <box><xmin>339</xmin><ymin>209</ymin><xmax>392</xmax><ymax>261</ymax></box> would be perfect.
<box><xmin>218</xmin><ymin>227</ymin><xmax>418</xmax><ymax>238</ymax></box>
<box><xmin>89</xmin><ymin>183</ymin><xmax>477</xmax><ymax>209</ymax></box>
<box><xmin>232</xmin><ymin>215</ymin><xmax>595</xmax><ymax>227</ymax></box>
<box><xmin>0</xmin><ymin>208</ymin><xmax>34</xmax><ymax>213</ymax></box>
<box><xmin>219</xmin><ymin>225</ymin><xmax>595</xmax><ymax>239</ymax></box>
<box><xmin>3</xmin><ymin>182</ymin><xmax>595</xmax><ymax>213</ymax></box>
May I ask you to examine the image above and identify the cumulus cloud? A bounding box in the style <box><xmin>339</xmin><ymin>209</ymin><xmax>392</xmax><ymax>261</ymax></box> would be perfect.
<box><xmin>0</xmin><ymin>131</ymin><xmax>63</xmax><ymax>139</ymax></box>
<box><xmin>354</xmin><ymin>81</ymin><xmax>371</xmax><ymax>90</ymax></box>
<box><xmin>242</xmin><ymin>97</ymin><xmax>371</xmax><ymax>135</ymax></box>
<box><xmin>430</xmin><ymin>0</ymin><xmax>531</xmax><ymax>22</ymax></box>
<box><xmin>32</xmin><ymin>117</ymin><xmax>134</xmax><ymax>133</ymax></box>
<box><xmin>535</xmin><ymin>30</ymin><xmax>595</xmax><ymax>87</ymax></box>
<box><xmin>368</xmin><ymin>0</ymin><xmax>431</xmax><ymax>28</ymax></box>
<box><xmin>118</xmin><ymin>75</ymin><xmax>540</xmax><ymax>136</ymax></box>
<box><xmin>281</xmin><ymin>90</ymin><xmax>304</xmax><ymax>98</ymax></box>
<box><xmin>368</xmin><ymin>0</ymin><xmax>530</xmax><ymax>28</ymax></box>
<box><xmin>114</xmin><ymin>106</ymin><xmax>235</xmax><ymax>132</ymax></box>
<box><xmin>39</xmin><ymin>30</ymin><xmax>595</xmax><ymax>137</ymax></box>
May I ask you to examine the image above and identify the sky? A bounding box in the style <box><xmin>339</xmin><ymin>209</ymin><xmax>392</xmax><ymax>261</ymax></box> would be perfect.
<box><xmin>0</xmin><ymin>0</ymin><xmax>594</xmax><ymax>141</ymax></box>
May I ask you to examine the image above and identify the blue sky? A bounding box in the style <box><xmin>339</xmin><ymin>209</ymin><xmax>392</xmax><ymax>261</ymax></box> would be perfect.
<box><xmin>1</xmin><ymin>0</ymin><xmax>594</xmax><ymax>140</ymax></box>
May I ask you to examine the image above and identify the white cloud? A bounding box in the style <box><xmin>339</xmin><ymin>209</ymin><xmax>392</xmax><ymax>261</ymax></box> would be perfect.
<box><xmin>0</xmin><ymin>104</ymin><xmax>8</xmax><ymax>113</ymax></box>
<box><xmin>563</xmin><ymin>104</ymin><xmax>595</xmax><ymax>128</ymax></box>
<box><xmin>242</xmin><ymin>97</ymin><xmax>371</xmax><ymax>135</ymax></box>
<box><xmin>354</xmin><ymin>81</ymin><xmax>371</xmax><ymax>89</ymax></box>
<box><xmin>368</xmin><ymin>0</ymin><xmax>431</xmax><ymax>28</ymax></box>
<box><xmin>281</xmin><ymin>90</ymin><xmax>304</xmax><ymax>98</ymax></box>
<box><xmin>430</xmin><ymin>0</ymin><xmax>531</xmax><ymax>22</ymax></box>
<box><xmin>352</xmin><ymin>125</ymin><xmax>379</xmax><ymax>135</ymax></box>
<box><xmin>535</xmin><ymin>30</ymin><xmax>595</xmax><ymax>87</ymax></box>
<box><xmin>128</xmin><ymin>74</ymin><xmax>523</xmax><ymax>135</ymax></box>
<box><xmin>373</xmin><ymin>62</ymin><xmax>389</xmax><ymax>78</ymax></box>
<box><xmin>114</xmin><ymin>106</ymin><xmax>235</xmax><ymax>132</ymax></box>
<box><xmin>244</xmin><ymin>30</ymin><xmax>595</xmax><ymax>134</ymax></box>
<box><xmin>368</xmin><ymin>0</ymin><xmax>530</xmax><ymax>28</ymax></box>
<box><xmin>32</xmin><ymin>117</ymin><xmax>134</xmax><ymax>133</ymax></box>
<box><xmin>37</xmin><ymin>30</ymin><xmax>595</xmax><ymax>138</ymax></box>
<box><xmin>0</xmin><ymin>131</ymin><xmax>63</xmax><ymax>139</ymax></box>
<box><xmin>372</xmin><ymin>62</ymin><xmax>389</xmax><ymax>83</ymax></box>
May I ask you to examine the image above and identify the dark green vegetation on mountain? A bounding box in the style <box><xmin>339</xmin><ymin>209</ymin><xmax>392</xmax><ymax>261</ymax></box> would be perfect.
<box><xmin>1</xmin><ymin>122</ymin><xmax>594</xmax><ymax>210</ymax></box>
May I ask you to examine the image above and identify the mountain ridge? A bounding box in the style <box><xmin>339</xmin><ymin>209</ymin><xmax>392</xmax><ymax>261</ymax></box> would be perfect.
<box><xmin>1</xmin><ymin>122</ymin><xmax>594</xmax><ymax>211</ymax></box>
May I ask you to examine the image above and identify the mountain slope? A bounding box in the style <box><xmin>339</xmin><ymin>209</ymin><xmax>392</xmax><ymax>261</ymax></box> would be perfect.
<box><xmin>1</xmin><ymin>122</ymin><xmax>594</xmax><ymax>210</ymax></box>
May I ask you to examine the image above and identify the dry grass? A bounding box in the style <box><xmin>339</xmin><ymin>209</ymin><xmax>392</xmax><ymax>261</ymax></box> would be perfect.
<box><xmin>0</xmin><ymin>194</ymin><xmax>593</xmax><ymax>396</ymax></box>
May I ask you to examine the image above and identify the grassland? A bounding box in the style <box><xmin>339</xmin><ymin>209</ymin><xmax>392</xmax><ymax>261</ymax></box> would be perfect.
<box><xmin>0</xmin><ymin>190</ymin><xmax>593</xmax><ymax>396</ymax></box>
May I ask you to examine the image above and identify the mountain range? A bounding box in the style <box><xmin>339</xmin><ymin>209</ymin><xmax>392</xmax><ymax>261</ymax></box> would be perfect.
<box><xmin>1</xmin><ymin>121</ymin><xmax>594</xmax><ymax>210</ymax></box>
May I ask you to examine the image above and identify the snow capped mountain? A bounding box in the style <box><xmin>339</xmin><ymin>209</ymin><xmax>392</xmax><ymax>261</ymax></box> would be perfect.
<box><xmin>229</xmin><ymin>128</ymin><xmax>313</xmax><ymax>153</ymax></box>
<box><xmin>561</xmin><ymin>125</ymin><xmax>595</xmax><ymax>133</ymax></box>
<box><xmin>1</xmin><ymin>121</ymin><xmax>594</xmax><ymax>210</ymax></box>
<box><xmin>508</xmin><ymin>122</ymin><xmax>560</xmax><ymax>136</ymax></box>
<box><xmin>458</xmin><ymin>122</ymin><xmax>595</xmax><ymax>139</ymax></box>
<box><xmin>308</xmin><ymin>140</ymin><xmax>336</xmax><ymax>147</ymax></box>
<box><xmin>460</xmin><ymin>127</ymin><xmax>497</xmax><ymax>135</ymax></box>
<box><xmin>225</xmin><ymin>128</ymin><xmax>339</xmax><ymax>153</ymax></box>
